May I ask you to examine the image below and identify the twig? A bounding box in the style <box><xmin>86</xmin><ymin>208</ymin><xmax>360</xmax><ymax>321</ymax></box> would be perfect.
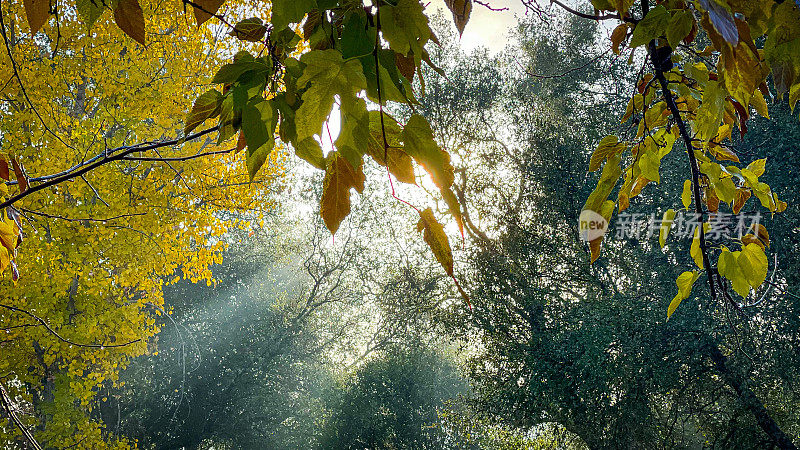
<box><xmin>0</xmin><ymin>303</ymin><xmax>141</xmax><ymax>348</ymax></box>
<box><xmin>0</xmin><ymin>126</ymin><xmax>218</xmax><ymax>209</ymax></box>
<box><xmin>0</xmin><ymin>380</ymin><xmax>43</xmax><ymax>450</ymax></box>
<box><xmin>20</xmin><ymin>208</ymin><xmax>147</xmax><ymax>223</ymax></box>
<box><xmin>0</xmin><ymin>1</ymin><xmax>75</xmax><ymax>151</ymax></box>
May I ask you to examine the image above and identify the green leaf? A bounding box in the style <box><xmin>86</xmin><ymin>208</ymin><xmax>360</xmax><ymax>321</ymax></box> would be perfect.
<box><xmin>185</xmin><ymin>89</ymin><xmax>223</xmax><ymax>135</ymax></box>
<box><xmin>360</xmin><ymin>52</ymin><xmax>407</xmax><ymax>104</ymax></box>
<box><xmin>380</xmin><ymin>0</ymin><xmax>431</xmax><ymax>64</ymax></box>
<box><xmin>295</xmin><ymin>137</ymin><xmax>326</xmax><ymax>170</ymax></box>
<box><xmin>589</xmin><ymin>136</ymin><xmax>625</xmax><ymax>172</ymax></box>
<box><xmin>241</xmin><ymin>99</ymin><xmax>277</xmax><ymax>180</ymax></box>
<box><xmin>666</xmin><ymin>10</ymin><xmax>694</xmax><ymax>48</ymax></box>
<box><xmin>335</xmin><ymin>98</ymin><xmax>370</xmax><ymax>170</ymax></box>
<box><xmin>667</xmin><ymin>270</ymin><xmax>699</xmax><ymax>320</ymax></box>
<box><xmin>212</xmin><ymin>60</ymin><xmax>270</xmax><ymax>85</ymax></box>
<box><xmin>295</xmin><ymin>49</ymin><xmax>367</xmax><ymax>140</ymax></box>
<box><xmin>271</xmin><ymin>0</ymin><xmax>316</xmax><ymax>31</ymax></box>
<box><xmin>230</xmin><ymin>17</ymin><xmax>268</xmax><ymax>42</ymax></box>
<box><xmin>340</xmin><ymin>12</ymin><xmax>376</xmax><ymax>59</ymax></box>
<box><xmin>401</xmin><ymin>114</ymin><xmax>454</xmax><ymax>190</ymax></box>
<box><xmin>629</xmin><ymin>5</ymin><xmax>670</xmax><ymax>48</ymax></box>
<box><xmin>365</xmin><ymin>111</ymin><xmax>415</xmax><ymax>184</ymax></box>
<box><xmin>76</xmin><ymin>0</ymin><xmax>105</xmax><ymax>27</ymax></box>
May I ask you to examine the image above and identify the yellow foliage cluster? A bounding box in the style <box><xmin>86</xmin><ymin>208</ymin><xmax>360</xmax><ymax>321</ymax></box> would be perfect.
<box><xmin>0</xmin><ymin>0</ymin><xmax>280</xmax><ymax>447</ymax></box>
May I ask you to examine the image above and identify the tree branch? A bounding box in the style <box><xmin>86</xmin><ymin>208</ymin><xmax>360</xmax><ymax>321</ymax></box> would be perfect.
<box><xmin>0</xmin><ymin>126</ymin><xmax>219</xmax><ymax>209</ymax></box>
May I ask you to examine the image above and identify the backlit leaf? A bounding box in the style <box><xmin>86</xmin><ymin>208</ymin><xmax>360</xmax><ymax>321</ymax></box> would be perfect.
<box><xmin>320</xmin><ymin>152</ymin><xmax>365</xmax><ymax>234</ymax></box>
<box><xmin>667</xmin><ymin>270</ymin><xmax>699</xmax><ymax>320</ymax></box>
<box><xmin>185</xmin><ymin>89</ymin><xmax>223</xmax><ymax>135</ymax></box>
<box><xmin>416</xmin><ymin>208</ymin><xmax>454</xmax><ymax>276</ymax></box>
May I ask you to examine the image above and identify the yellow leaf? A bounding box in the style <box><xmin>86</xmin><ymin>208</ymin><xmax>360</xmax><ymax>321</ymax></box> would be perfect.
<box><xmin>681</xmin><ymin>179</ymin><xmax>693</xmax><ymax>209</ymax></box>
<box><xmin>691</xmin><ymin>226</ymin><xmax>704</xmax><ymax>269</ymax></box>
<box><xmin>659</xmin><ymin>209</ymin><xmax>676</xmax><ymax>249</ymax></box>
<box><xmin>416</xmin><ymin>208</ymin><xmax>454</xmax><ymax>276</ymax></box>
<box><xmin>751</xmin><ymin>89</ymin><xmax>770</xmax><ymax>118</ymax></box>
<box><xmin>589</xmin><ymin>136</ymin><xmax>625</xmax><ymax>172</ymax></box>
<box><xmin>746</xmin><ymin>158</ymin><xmax>766</xmax><ymax>177</ymax></box>
<box><xmin>667</xmin><ymin>270</ymin><xmax>699</xmax><ymax>320</ymax></box>
<box><xmin>738</xmin><ymin>243</ymin><xmax>768</xmax><ymax>288</ymax></box>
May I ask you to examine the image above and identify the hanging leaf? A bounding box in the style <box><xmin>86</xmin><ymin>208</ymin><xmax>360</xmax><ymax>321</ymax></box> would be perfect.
<box><xmin>192</xmin><ymin>0</ymin><xmax>226</xmax><ymax>26</ymax></box>
<box><xmin>681</xmin><ymin>180</ymin><xmax>693</xmax><ymax>209</ymax></box>
<box><xmin>380</xmin><ymin>0</ymin><xmax>431</xmax><ymax>64</ymax></box>
<box><xmin>230</xmin><ymin>18</ymin><xmax>268</xmax><ymax>42</ymax></box>
<box><xmin>295</xmin><ymin>50</ymin><xmax>367</xmax><ymax>141</ymax></box>
<box><xmin>0</xmin><ymin>157</ymin><xmax>9</xmax><ymax>181</ymax></box>
<box><xmin>114</xmin><ymin>0</ymin><xmax>146</xmax><ymax>45</ymax></box>
<box><xmin>185</xmin><ymin>89</ymin><xmax>223</xmax><ymax>134</ymax></box>
<box><xmin>241</xmin><ymin>99</ymin><xmax>277</xmax><ymax>180</ymax></box>
<box><xmin>76</xmin><ymin>0</ymin><xmax>105</xmax><ymax>28</ymax></box>
<box><xmin>444</xmin><ymin>0</ymin><xmax>472</xmax><ymax>36</ymax></box>
<box><xmin>659</xmin><ymin>209</ymin><xmax>676</xmax><ymax>248</ymax></box>
<box><xmin>271</xmin><ymin>0</ymin><xmax>316</xmax><ymax>31</ymax></box>
<box><xmin>667</xmin><ymin>270</ymin><xmax>699</xmax><ymax>320</ymax></box>
<box><xmin>416</xmin><ymin>208</ymin><xmax>454</xmax><ymax>276</ymax></box>
<box><xmin>401</xmin><ymin>114</ymin><xmax>454</xmax><ymax>190</ymax></box>
<box><xmin>10</xmin><ymin>158</ymin><xmax>27</xmax><ymax>194</ymax></box>
<box><xmin>23</xmin><ymin>0</ymin><xmax>50</xmax><ymax>34</ymax></box>
<box><xmin>320</xmin><ymin>152</ymin><xmax>365</xmax><ymax>235</ymax></box>
<box><xmin>629</xmin><ymin>5</ymin><xmax>670</xmax><ymax>48</ymax></box>
<box><xmin>690</xmin><ymin>226</ymin><xmax>704</xmax><ymax>269</ymax></box>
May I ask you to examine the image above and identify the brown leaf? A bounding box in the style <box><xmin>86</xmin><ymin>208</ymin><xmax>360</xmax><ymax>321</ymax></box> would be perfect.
<box><xmin>732</xmin><ymin>188</ymin><xmax>751</xmax><ymax>214</ymax></box>
<box><xmin>23</xmin><ymin>0</ymin><xmax>50</xmax><ymax>34</ymax></box>
<box><xmin>114</xmin><ymin>0</ymin><xmax>146</xmax><ymax>45</ymax></box>
<box><xmin>0</xmin><ymin>157</ymin><xmax>9</xmax><ymax>181</ymax></box>
<box><xmin>320</xmin><ymin>153</ymin><xmax>364</xmax><ymax>235</ymax></box>
<box><xmin>416</xmin><ymin>208</ymin><xmax>454</xmax><ymax>276</ymax></box>
<box><xmin>229</xmin><ymin>17</ymin><xmax>267</xmax><ymax>42</ymax></box>
<box><xmin>610</xmin><ymin>24</ymin><xmax>628</xmax><ymax>55</ymax></box>
<box><xmin>445</xmin><ymin>0</ymin><xmax>472</xmax><ymax>36</ymax></box>
<box><xmin>236</xmin><ymin>130</ymin><xmax>247</xmax><ymax>152</ymax></box>
<box><xmin>395</xmin><ymin>52</ymin><xmax>416</xmax><ymax>82</ymax></box>
<box><xmin>192</xmin><ymin>0</ymin><xmax>226</xmax><ymax>26</ymax></box>
<box><xmin>10</xmin><ymin>158</ymin><xmax>27</xmax><ymax>193</ymax></box>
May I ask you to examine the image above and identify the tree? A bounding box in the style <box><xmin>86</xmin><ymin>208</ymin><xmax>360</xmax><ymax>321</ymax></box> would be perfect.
<box><xmin>320</xmin><ymin>342</ymin><xmax>468</xmax><ymax>450</ymax></box>
<box><xmin>413</xmin><ymin>12</ymin><xmax>800</xmax><ymax>449</ymax></box>
<box><xmin>109</xmin><ymin>227</ymin><xmax>337</xmax><ymax>449</ymax></box>
<box><xmin>0</xmin><ymin>1</ymin><xmax>282</xmax><ymax>446</ymax></box>
<box><xmin>4</xmin><ymin>0</ymin><xmax>800</xmax><ymax>447</ymax></box>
